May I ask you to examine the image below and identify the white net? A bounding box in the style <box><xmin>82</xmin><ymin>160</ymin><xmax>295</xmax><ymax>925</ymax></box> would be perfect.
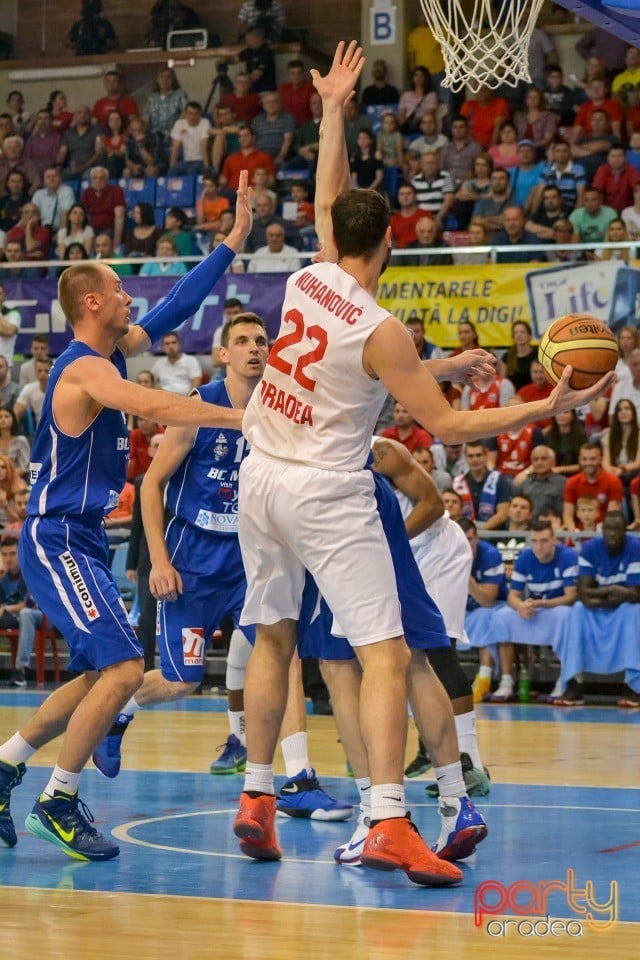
<box><xmin>418</xmin><ymin>0</ymin><xmax>547</xmax><ymax>93</ymax></box>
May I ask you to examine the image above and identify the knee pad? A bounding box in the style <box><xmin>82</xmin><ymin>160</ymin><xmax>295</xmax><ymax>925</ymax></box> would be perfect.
<box><xmin>426</xmin><ymin>645</ymin><xmax>472</xmax><ymax>701</ymax></box>
<box><xmin>226</xmin><ymin>628</ymin><xmax>252</xmax><ymax>691</ymax></box>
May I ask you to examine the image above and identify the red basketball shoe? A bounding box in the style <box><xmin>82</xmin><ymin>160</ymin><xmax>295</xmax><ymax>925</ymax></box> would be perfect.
<box><xmin>233</xmin><ymin>792</ymin><xmax>282</xmax><ymax>861</ymax></box>
<box><xmin>360</xmin><ymin>813</ymin><xmax>463</xmax><ymax>886</ymax></box>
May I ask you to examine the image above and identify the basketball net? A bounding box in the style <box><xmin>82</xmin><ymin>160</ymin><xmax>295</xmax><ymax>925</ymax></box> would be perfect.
<box><xmin>418</xmin><ymin>0</ymin><xmax>546</xmax><ymax>93</ymax></box>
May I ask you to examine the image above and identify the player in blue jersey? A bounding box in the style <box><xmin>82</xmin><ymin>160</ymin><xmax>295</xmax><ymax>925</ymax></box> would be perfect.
<box><xmin>0</xmin><ymin>172</ymin><xmax>254</xmax><ymax>860</ymax></box>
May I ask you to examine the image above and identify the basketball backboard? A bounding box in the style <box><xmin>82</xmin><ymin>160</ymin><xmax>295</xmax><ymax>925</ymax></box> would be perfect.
<box><xmin>553</xmin><ymin>1</ymin><xmax>640</xmax><ymax>46</ymax></box>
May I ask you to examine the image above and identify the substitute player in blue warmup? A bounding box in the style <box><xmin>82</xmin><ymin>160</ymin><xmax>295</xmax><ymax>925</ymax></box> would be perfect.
<box><xmin>0</xmin><ymin>172</ymin><xmax>254</xmax><ymax>861</ymax></box>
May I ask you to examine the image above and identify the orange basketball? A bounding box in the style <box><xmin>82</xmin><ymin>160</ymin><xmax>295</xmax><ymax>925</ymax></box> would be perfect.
<box><xmin>538</xmin><ymin>313</ymin><xmax>618</xmax><ymax>390</ymax></box>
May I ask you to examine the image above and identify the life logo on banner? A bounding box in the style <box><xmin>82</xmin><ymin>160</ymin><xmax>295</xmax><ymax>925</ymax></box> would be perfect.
<box><xmin>182</xmin><ymin>627</ymin><xmax>205</xmax><ymax>666</ymax></box>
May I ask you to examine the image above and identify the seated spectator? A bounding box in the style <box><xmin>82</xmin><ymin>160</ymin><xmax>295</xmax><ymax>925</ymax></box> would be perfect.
<box><xmin>92</xmin><ymin>70</ymin><xmax>138</xmax><ymax>132</ymax></box>
<box><xmin>376</xmin><ymin>113</ymin><xmax>404</xmax><ymax>170</ymax></box>
<box><xmin>139</xmin><ymin>236</ymin><xmax>188</xmax><ymax>276</ymax></box>
<box><xmin>494</xmin><ymin>205</ymin><xmax>542</xmax><ymax>263</ymax></box>
<box><xmin>397</xmin><ymin>66</ymin><xmax>438</xmax><ymax>135</ymax></box>
<box><xmin>405</xmin><ymin>217</ymin><xmax>452</xmax><ymax>266</ymax></box>
<box><xmin>461</xmin><ymin>370</ymin><xmax>515</xmax><ymax>412</ymax></box>
<box><xmin>554</xmin><ymin>512</ymin><xmax>640</xmax><ymax>707</ymax></box>
<box><xmin>543</xmin><ymin>66</ymin><xmax>577</xmax><ymax>127</ymax></box>
<box><xmin>64</xmin><ymin>241</ymin><xmax>90</xmax><ymax>262</ymax></box>
<box><xmin>46</xmin><ymin>90</ymin><xmax>73</xmax><ymax>138</ymax></box>
<box><xmin>404</xmin><ymin>315</ymin><xmax>443</xmax><ymax>362</ymax></box>
<box><xmin>628</xmin><ymin>477</ymin><xmax>640</xmax><ymax>530</ymax></box>
<box><xmin>220</xmin><ymin>124</ymin><xmax>275</xmax><ymax>191</ymax></box>
<box><xmin>460</xmin><ymin>85</ymin><xmax>510</xmax><ymax>149</ymax></box>
<box><xmin>569</xmin><ymin>185</ymin><xmax>617</xmax><ymax>248</ymax></box>
<box><xmin>362</xmin><ymin>59</ymin><xmax>400</xmax><ymax>106</ymax></box>
<box><xmin>4</xmin><ymin>92</ymin><xmax>30</xmax><ymax>140</ymax></box>
<box><xmin>143</xmin><ymin>67</ymin><xmax>188</xmax><ymax>168</ymax></box>
<box><xmin>454</xmin><ymin>152</ymin><xmax>492</xmax><ymax>229</ymax></box>
<box><xmin>526</xmin><ymin>185</ymin><xmax>566</xmax><ymax>240</ymax></box>
<box><xmin>236</xmin><ymin>0</ymin><xmax>285</xmax><ymax>43</ymax></box>
<box><xmin>413</xmin><ymin>445</ymin><xmax>451</xmax><ymax>492</ymax></box>
<box><xmin>0</xmin><ymin>534</ymin><xmax>32</xmax><ymax>686</ymax></box>
<box><xmin>278</xmin><ymin>60</ymin><xmax>314</xmax><ymax>127</ymax></box>
<box><xmin>124</xmin><ymin>202</ymin><xmax>162</xmax><ymax>259</ymax></box>
<box><xmin>513</xmin><ymin>86</ymin><xmax>558</xmax><ymax>153</ymax></box>
<box><xmin>96</xmin><ymin>110</ymin><xmax>127</xmax><ymax>180</ymax></box>
<box><xmin>411</xmin><ymin>152</ymin><xmax>455</xmax><ymax>231</ymax></box>
<box><xmin>32</xmin><ymin>167</ymin><xmax>75</xmax><ymax>236</ymax></box>
<box><xmin>0</xmin><ymin>136</ymin><xmax>41</xmax><ymax>196</ymax></box>
<box><xmin>627</xmin><ymin>129</ymin><xmax>640</xmax><ymax>171</ymax></box>
<box><xmin>516</xmin><ymin>359</ymin><xmax>554</xmax><ymax>427</ymax></box>
<box><xmin>543</xmin><ymin>410</ymin><xmax>588</xmax><ymax>477</ymax></box>
<box><xmin>390</xmin><ymin>183</ymin><xmax>424</xmax><ymax>248</ymax></box>
<box><xmin>219</xmin><ymin>72</ymin><xmax>262</xmax><ymax>125</ymax></box>
<box><xmin>252</xmin><ymin>92</ymin><xmax>295</xmax><ymax>169</ymax></box>
<box><xmin>247</xmin><ymin>223</ymin><xmax>302</xmax><ymax>273</ymax></box>
<box><xmin>442</xmin><ymin>488</ymin><xmax>464</xmax><ymax>519</ymax></box>
<box><xmin>195</xmin><ymin>171</ymin><xmax>231</xmax><ymax>240</ymax></box>
<box><xmin>609</xmin><ymin>346</ymin><xmax>640</xmax><ymax>413</ymax></box>
<box><xmin>563</xmin><ymin>440</ymin><xmax>624</xmax><ymax>530</ymax></box>
<box><xmin>0</xmin><ymin>455</ymin><xmax>24</xmax><ymax>525</ymax></box>
<box><xmin>502</xmin><ymin>320</ymin><xmax>536</xmax><ymax>391</ymax></box>
<box><xmin>343</xmin><ymin>99</ymin><xmax>373</xmax><ymax>158</ymax></box>
<box><xmin>282</xmin><ymin>181</ymin><xmax>314</xmax><ymax>232</ymax></box>
<box><xmin>380</xmin><ymin>401</ymin><xmax>433</xmax><ymax>453</ymax></box>
<box><xmin>67</xmin><ymin>0</ymin><xmax>117</xmax><ymax>56</ymax></box>
<box><xmin>472</xmin><ymin>166</ymin><xmax>511</xmax><ymax>241</ymax></box>
<box><xmin>539</xmin><ymin>139</ymin><xmax>586</xmax><ymax>214</ymax></box>
<box><xmin>440</xmin><ymin>115</ymin><xmax>482</xmax><ymax>189</ymax></box>
<box><xmin>0</xmin><ymin>240</ymin><xmax>42</xmax><ymax>280</ymax></box>
<box><xmin>104</xmin><ymin>479</ymin><xmax>135</xmax><ymax>534</ymax></box>
<box><xmin>452</xmin><ymin>218</ymin><xmax>491</xmax><ymax>265</ymax></box>
<box><xmin>249</xmin><ymin>165</ymin><xmax>277</xmax><ymax>210</ymax></box>
<box><xmin>127</xmin><ymin>414</ymin><xmax>163</xmax><ymax>480</ymax></box>
<box><xmin>350</xmin><ymin>130</ymin><xmax>384</xmax><ymax>191</ymax></box>
<box><xmin>0</xmin><ymin>405</ymin><xmax>30</xmax><ymax>475</ymax></box>
<box><xmin>6</xmin><ymin>202</ymin><xmax>51</xmax><ymax>262</ymax></box>
<box><xmin>508</xmin><ymin>140</ymin><xmax>545</xmax><ymax>212</ymax></box>
<box><xmin>593</xmin><ymin>217</ymin><xmax>630</xmax><ymax>262</ymax></box>
<box><xmin>0</xmin><ymin>114</ymin><xmax>13</xmax><ymax>154</ymax></box>
<box><xmin>18</xmin><ymin>334</ymin><xmax>49</xmax><ymax>387</ymax></box>
<box><xmin>209</xmin><ymin>103</ymin><xmax>242</xmax><ymax>174</ymax></box>
<box><xmin>489</xmin><ymin>121</ymin><xmax>519</xmax><ymax>170</ymax></box>
<box><xmin>601</xmin><ymin>399</ymin><xmax>640</xmax><ymax>490</ymax></box>
<box><xmin>612</xmin><ymin>46</ymin><xmax>640</xmax><ymax>104</ymax></box>
<box><xmin>573</xmin><ymin>495</ymin><xmax>600</xmax><ymax>538</ymax></box>
<box><xmin>161</xmin><ymin>207</ymin><xmax>193</xmax><ymax>258</ymax></box>
<box><xmin>593</xmin><ymin>145</ymin><xmax>640</xmax><ymax>214</ymax></box>
<box><xmin>234</xmin><ymin>26</ymin><xmax>276</xmax><ymax>95</ymax></box>
<box><xmin>168</xmin><ymin>101</ymin><xmax>211</xmax><ymax>176</ymax></box>
<box><xmin>23</xmin><ymin>110</ymin><xmax>61</xmax><ymax>179</ymax></box>
<box><xmin>492</xmin><ymin>520</ymin><xmax>578</xmax><ymax>702</ymax></box>
<box><xmin>493</xmin><ymin>401</ymin><xmax>544</xmax><ymax>476</ymax></box>
<box><xmin>572</xmin><ymin>108</ymin><xmax>619</xmax><ymax>182</ymax></box>
<box><xmin>453</xmin><ymin>441</ymin><xmax>513</xmax><ymax>529</ymax></box>
<box><xmin>56</xmin><ymin>202</ymin><xmax>94</xmax><ymax>259</ymax></box>
<box><xmin>148</xmin><ymin>0</ymin><xmax>203</xmax><ymax>48</ymax></box>
<box><xmin>621</xmin><ymin>180</ymin><xmax>640</xmax><ymax>239</ymax></box>
<box><xmin>0</xmin><ymin>356</ymin><xmax>20</xmax><ymax>408</ymax></box>
<box><xmin>614</xmin><ymin>325</ymin><xmax>640</xmax><ymax>389</ymax></box>
<box><xmin>409</xmin><ymin>111</ymin><xmax>449</xmax><ymax>157</ymax></box>
<box><xmin>245</xmin><ymin>193</ymin><xmax>300</xmax><ymax>252</ymax></box>
<box><xmin>514</xmin><ymin>445</ymin><xmax>566</xmax><ymax>517</ymax></box>
<box><xmin>81</xmin><ymin>166</ymin><xmax>125</xmax><ymax>249</ymax></box>
<box><xmin>13</xmin><ymin>357</ymin><xmax>51</xmax><ymax>428</ymax></box>
<box><xmin>0</xmin><ymin>170</ymin><xmax>30</xmax><ymax>232</ymax></box>
<box><xmin>573</xmin><ymin>78</ymin><xmax>624</xmax><ymax>142</ymax></box>
<box><xmin>461</xmin><ymin>518</ymin><xmax>509</xmax><ymax>701</ymax></box>
<box><xmin>93</xmin><ymin>232</ymin><xmax>133</xmax><ymax>276</ymax></box>
<box><xmin>152</xmin><ymin>330</ymin><xmax>202</xmax><ymax>395</ymax></box>
<box><xmin>57</xmin><ymin>105</ymin><xmax>99</xmax><ymax>182</ymax></box>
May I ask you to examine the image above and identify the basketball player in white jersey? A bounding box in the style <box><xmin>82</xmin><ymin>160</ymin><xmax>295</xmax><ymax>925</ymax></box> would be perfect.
<box><xmin>233</xmin><ymin>42</ymin><xmax>614</xmax><ymax>886</ymax></box>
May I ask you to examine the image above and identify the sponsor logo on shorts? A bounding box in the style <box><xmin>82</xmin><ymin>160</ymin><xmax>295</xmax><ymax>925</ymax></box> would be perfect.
<box><xmin>182</xmin><ymin>627</ymin><xmax>205</xmax><ymax>665</ymax></box>
<box><xmin>59</xmin><ymin>552</ymin><xmax>100</xmax><ymax>621</ymax></box>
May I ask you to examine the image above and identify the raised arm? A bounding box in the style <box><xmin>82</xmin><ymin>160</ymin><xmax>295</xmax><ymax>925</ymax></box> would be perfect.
<box><xmin>310</xmin><ymin>41</ymin><xmax>365</xmax><ymax>260</ymax></box>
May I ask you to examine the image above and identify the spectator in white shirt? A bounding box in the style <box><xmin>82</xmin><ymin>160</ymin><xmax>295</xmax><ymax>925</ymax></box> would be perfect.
<box><xmin>19</xmin><ymin>333</ymin><xmax>50</xmax><ymax>386</ymax></box>
<box><xmin>247</xmin><ymin>222</ymin><xmax>303</xmax><ymax>273</ymax></box>
<box><xmin>621</xmin><ymin>182</ymin><xmax>640</xmax><ymax>240</ymax></box>
<box><xmin>31</xmin><ymin>167</ymin><xmax>75</xmax><ymax>233</ymax></box>
<box><xmin>0</xmin><ymin>284</ymin><xmax>21</xmax><ymax>368</ymax></box>
<box><xmin>14</xmin><ymin>357</ymin><xmax>52</xmax><ymax>426</ymax></box>
<box><xmin>168</xmin><ymin>101</ymin><xmax>211</xmax><ymax>176</ymax></box>
<box><xmin>152</xmin><ymin>330</ymin><xmax>203</xmax><ymax>396</ymax></box>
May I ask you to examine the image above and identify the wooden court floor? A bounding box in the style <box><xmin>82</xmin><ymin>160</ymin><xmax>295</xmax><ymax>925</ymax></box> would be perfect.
<box><xmin>1</xmin><ymin>691</ymin><xmax>639</xmax><ymax>960</ymax></box>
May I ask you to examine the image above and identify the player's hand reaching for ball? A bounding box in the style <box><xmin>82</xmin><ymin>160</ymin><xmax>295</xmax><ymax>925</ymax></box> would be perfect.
<box><xmin>149</xmin><ymin>560</ymin><xmax>184</xmax><ymax>602</ymax></box>
<box><xmin>548</xmin><ymin>365</ymin><xmax>616</xmax><ymax>414</ymax></box>
<box><xmin>311</xmin><ymin>41</ymin><xmax>365</xmax><ymax>106</ymax></box>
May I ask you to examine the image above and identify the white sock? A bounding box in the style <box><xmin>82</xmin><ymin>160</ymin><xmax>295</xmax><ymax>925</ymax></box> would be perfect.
<box><xmin>43</xmin><ymin>766</ymin><xmax>80</xmax><ymax>798</ymax></box>
<box><xmin>433</xmin><ymin>761</ymin><xmax>466</xmax><ymax>799</ymax></box>
<box><xmin>455</xmin><ymin>710</ymin><xmax>483</xmax><ymax>769</ymax></box>
<box><xmin>243</xmin><ymin>762</ymin><xmax>274</xmax><ymax>795</ymax></box>
<box><xmin>228</xmin><ymin>709</ymin><xmax>245</xmax><ymax>745</ymax></box>
<box><xmin>355</xmin><ymin>776</ymin><xmax>371</xmax><ymax>817</ymax></box>
<box><xmin>119</xmin><ymin>696</ymin><xmax>140</xmax><ymax>717</ymax></box>
<box><xmin>478</xmin><ymin>665</ymin><xmax>492</xmax><ymax>680</ymax></box>
<box><xmin>0</xmin><ymin>732</ymin><xmax>36</xmax><ymax>766</ymax></box>
<box><xmin>498</xmin><ymin>674</ymin><xmax>514</xmax><ymax>689</ymax></box>
<box><xmin>371</xmin><ymin>783</ymin><xmax>405</xmax><ymax>821</ymax></box>
<box><xmin>280</xmin><ymin>732</ymin><xmax>311</xmax><ymax>778</ymax></box>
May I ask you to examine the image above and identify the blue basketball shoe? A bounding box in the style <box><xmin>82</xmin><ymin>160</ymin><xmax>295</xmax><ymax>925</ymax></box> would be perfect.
<box><xmin>209</xmin><ymin>734</ymin><xmax>247</xmax><ymax>775</ymax></box>
<box><xmin>0</xmin><ymin>759</ymin><xmax>26</xmax><ymax>847</ymax></box>
<box><xmin>433</xmin><ymin>796</ymin><xmax>488</xmax><ymax>861</ymax></box>
<box><xmin>276</xmin><ymin>768</ymin><xmax>354</xmax><ymax>821</ymax></box>
<box><xmin>25</xmin><ymin>790</ymin><xmax>120</xmax><ymax>861</ymax></box>
<box><xmin>92</xmin><ymin>713</ymin><xmax>133</xmax><ymax>779</ymax></box>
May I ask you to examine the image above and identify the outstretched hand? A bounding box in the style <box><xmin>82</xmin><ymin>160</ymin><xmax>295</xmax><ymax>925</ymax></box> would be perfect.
<box><xmin>310</xmin><ymin>40</ymin><xmax>365</xmax><ymax>106</ymax></box>
<box><xmin>549</xmin><ymin>366</ymin><xmax>616</xmax><ymax>414</ymax></box>
<box><xmin>226</xmin><ymin>169</ymin><xmax>253</xmax><ymax>249</ymax></box>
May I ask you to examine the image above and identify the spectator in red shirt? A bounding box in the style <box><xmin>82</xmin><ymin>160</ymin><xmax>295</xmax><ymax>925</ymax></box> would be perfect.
<box><xmin>460</xmin><ymin>85</ymin><xmax>510</xmax><ymax>150</ymax></box>
<box><xmin>390</xmin><ymin>183</ymin><xmax>426</xmax><ymax>248</ymax></box>
<box><xmin>574</xmin><ymin>79</ymin><xmax>624</xmax><ymax>141</ymax></box>
<box><xmin>127</xmin><ymin>416</ymin><xmax>164</xmax><ymax>480</ymax></box>
<box><xmin>219</xmin><ymin>72</ymin><xmax>262</xmax><ymax>124</ymax></box>
<box><xmin>278</xmin><ymin>59</ymin><xmax>315</xmax><ymax>127</ymax></box>
<box><xmin>562</xmin><ymin>440</ymin><xmax>624</xmax><ymax>531</ymax></box>
<box><xmin>516</xmin><ymin>360</ymin><xmax>554</xmax><ymax>428</ymax></box>
<box><xmin>593</xmin><ymin>145</ymin><xmax>640</xmax><ymax>213</ymax></box>
<box><xmin>220</xmin><ymin>124</ymin><xmax>275</xmax><ymax>191</ymax></box>
<box><xmin>380</xmin><ymin>401</ymin><xmax>433</xmax><ymax>452</ymax></box>
<box><xmin>6</xmin><ymin>201</ymin><xmax>51</xmax><ymax>261</ymax></box>
<box><xmin>81</xmin><ymin>165</ymin><xmax>126</xmax><ymax>249</ymax></box>
<box><xmin>92</xmin><ymin>70</ymin><xmax>139</xmax><ymax>133</ymax></box>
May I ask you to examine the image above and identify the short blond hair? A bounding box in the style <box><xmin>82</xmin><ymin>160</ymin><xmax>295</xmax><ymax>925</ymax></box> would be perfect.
<box><xmin>58</xmin><ymin>263</ymin><xmax>109</xmax><ymax>327</ymax></box>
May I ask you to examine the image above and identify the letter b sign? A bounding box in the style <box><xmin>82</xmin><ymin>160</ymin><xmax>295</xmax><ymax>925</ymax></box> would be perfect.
<box><xmin>371</xmin><ymin>1</ymin><xmax>396</xmax><ymax>45</ymax></box>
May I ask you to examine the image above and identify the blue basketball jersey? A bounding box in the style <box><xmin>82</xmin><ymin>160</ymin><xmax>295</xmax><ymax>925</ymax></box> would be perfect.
<box><xmin>166</xmin><ymin>380</ymin><xmax>246</xmax><ymax>535</ymax></box>
<box><xmin>28</xmin><ymin>341</ymin><xmax>129</xmax><ymax>518</ymax></box>
<box><xmin>578</xmin><ymin>534</ymin><xmax>640</xmax><ymax>586</ymax></box>
<box><xmin>510</xmin><ymin>543</ymin><xmax>578</xmax><ymax>599</ymax></box>
<box><xmin>467</xmin><ymin>539</ymin><xmax>508</xmax><ymax>612</ymax></box>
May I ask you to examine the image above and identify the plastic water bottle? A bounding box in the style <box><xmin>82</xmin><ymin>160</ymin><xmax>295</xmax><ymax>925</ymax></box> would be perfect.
<box><xmin>518</xmin><ymin>666</ymin><xmax>530</xmax><ymax>703</ymax></box>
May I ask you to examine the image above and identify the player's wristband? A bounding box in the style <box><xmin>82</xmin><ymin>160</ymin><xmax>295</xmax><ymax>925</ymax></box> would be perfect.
<box><xmin>135</xmin><ymin>242</ymin><xmax>236</xmax><ymax>345</ymax></box>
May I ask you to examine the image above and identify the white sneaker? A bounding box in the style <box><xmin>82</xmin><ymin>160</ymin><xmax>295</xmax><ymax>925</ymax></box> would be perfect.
<box><xmin>333</xmin><ymin>809</ymin><xmax>370</xmax><ymax>866</ymax></box>
<box><xmin>489</xmin><ymin>677</ymin><xmax>515</xmax><ymax>702</ymax></box>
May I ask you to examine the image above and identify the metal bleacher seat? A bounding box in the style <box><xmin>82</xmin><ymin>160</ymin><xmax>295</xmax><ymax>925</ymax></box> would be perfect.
<box><xmin>118</xmin><ymin>177</ymin><xmax>156</xmax><ymax>208</ymax></box>
<box><xmin>155</xmin><ymin>175</ymin><xmax>196</xmax><ymax>209</ymax></box>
